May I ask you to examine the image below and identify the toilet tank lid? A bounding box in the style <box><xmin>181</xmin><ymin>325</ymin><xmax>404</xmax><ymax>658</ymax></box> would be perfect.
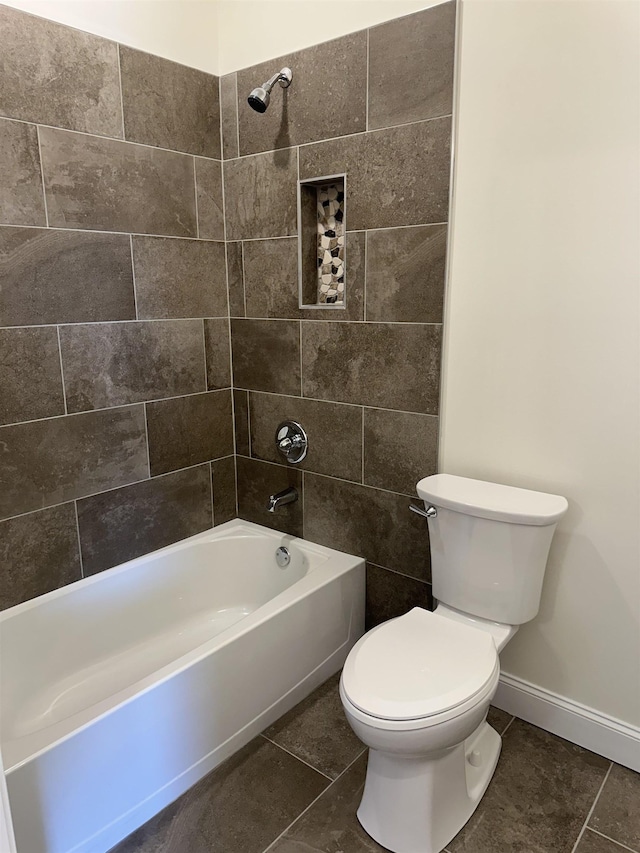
<box><xmin>416</xmin><ymin>474</ymin><xmax>568</xmax><ymax>526</ymax></box>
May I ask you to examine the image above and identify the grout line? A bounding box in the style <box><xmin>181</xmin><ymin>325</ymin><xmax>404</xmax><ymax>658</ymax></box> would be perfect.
<box><xmin>115</xmin><ymin>44</ymin><xmax>126</xmax><ymax>140</ymax></box>
<box><xmin>240</xmin><ymin>241</ymin><xmax>247</xmax><ymax>317</ymax></box>
<box><xmin>0</xmin><ymin>222</ymin><xmax>225</xmax><ymax>243</ymax></box>
<box><xmin>570</xmin><ymin>763</ymin><xmax>614</xmax><ymax>853</ymax></box>
<box><xmin>367</xmin><ymin>560</ymin><xmax>432</xmax><ymax>585</ymax></box>
<box><xmin>35</xmin><ymin>126</ymin><xmax>50</xmax><ymax>228</ymax></box>
<box><xmin>299</xmin><ymin>320</ymin><xmax>303</xmax><ymax>397</ymax></box>
<box><xmin>259</xmin><ymin>734</ymin><xmax>333</xmax><ymax>782</ymax></box>
<box><xmin>142</xmin><ymin>402</ymin><xmax>152</xmax><ymax>477</ymax></box>
<box><xmin>365</xmin><ymin>27</ymin><xmax>370</xmax><ymax>132</ymax></box>
<box><xmin>246</xmin><ymin>390</ymin><xmax>253</xmax><ymax>458</ymax></box>
<box><xmin>0</xmin><ymin>317</ymin><xmax>230</xmax><ymax>331</ymax></box>
<box><xmin>55</xmin><ymin>326</ymin><xmax>68</xmax><ymax>414</ymax></box>
<box><xmin>260</xmin><ymin>747</ymin><xmax>367</xmax><ymax>853</ymax></box>
<box><xmin>361</xmin><ymin>407</ymin><xmax>365</xmax><ymax>484</ymax></box>
<box><xmin>499</xmin><ymin>715</ymin><xmax>516</xmax><ymax>737</ymax></box>
<box><xmin>225</xmin><ymin>317</ymin><xmax>444</xmax><ymax>328</ymax></box>
<box><xmin>1</xmin><ymin>387</ymin><xmax>231</xmax><ymax>429</ymax></box>
<box><xmin>128</xmin><ymin>234</ymin><xmax>139</xmax><ymax>320</ymax></box>
<box><xmin>233</xmin><ymin>452</ymin><xmax>239</xmax><ymax>518</ymax></box>
<box><xmin>193</xmin><ymin>157</ymin><xmax>200</xmax><ymax>239</ymax></box>
<box><xmin>209</xmin><ymin>460</ymin><xmax>216</xmax><ymax>527</ymax></box>
<box><xmin>585</xmin><ymin>829</ymin><xmax>640</xmax><ymax>853</ymax></box>
<box><xmin>73</xmin><ymin>499</ymin><xmax>84</xmax><ymax>579</ymax></box>
<box><xmin>201</xmin><ymin>320</ymin><xmax>209</xmax><ymax>390</ymax></box>
<box><xmin>363</xmin><ymin>230</ymin><xmax>368</xmax><ymax>321</ymax></box>
<box><xmin>0</xmin><ymin>457</ymin><xmax>231</xmax><ymax>526</ymax></box>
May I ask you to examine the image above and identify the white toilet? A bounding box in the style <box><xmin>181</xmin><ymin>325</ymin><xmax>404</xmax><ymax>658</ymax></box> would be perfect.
<box><xmin>340</xmin><ymin>473</ymin><xmax>568</xmax><ymax>853</ymax></box>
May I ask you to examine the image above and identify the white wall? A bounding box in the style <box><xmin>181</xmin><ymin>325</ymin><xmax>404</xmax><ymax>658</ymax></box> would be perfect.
<box><xmin>441</xmin><ymin>0</ymin><xmax>640</xmax><ymax>727</ymax></box>
<box><xmin>1</xmin><ymin>0</ymin><xmax>221</xmax><ymax>74</ymax></box>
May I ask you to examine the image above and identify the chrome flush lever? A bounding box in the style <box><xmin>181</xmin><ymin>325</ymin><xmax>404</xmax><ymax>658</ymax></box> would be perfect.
<box><xmin>409</xmin><ymin>504</ymin><xmax>437</xmax><ymax>519</ymax></box>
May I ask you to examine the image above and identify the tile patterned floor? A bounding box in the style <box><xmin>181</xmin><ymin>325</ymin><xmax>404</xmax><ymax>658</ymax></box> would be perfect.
<box><xmin>111</xmin><ymin>673</ymin><xmax>640</xmax><ymax>853</ymax></box>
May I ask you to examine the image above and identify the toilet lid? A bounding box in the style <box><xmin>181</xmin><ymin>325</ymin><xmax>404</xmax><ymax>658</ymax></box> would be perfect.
<box><xmin>342</xmin><ymin>608</ymin><xmax>499</xmax><ymax>721</ymax></box>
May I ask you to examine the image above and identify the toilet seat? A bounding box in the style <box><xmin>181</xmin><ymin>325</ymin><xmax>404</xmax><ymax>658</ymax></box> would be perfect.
<box><xmin>341</xmin><ymin>608</ymin><xmax>499</xmax><ymax>725</ymax></box>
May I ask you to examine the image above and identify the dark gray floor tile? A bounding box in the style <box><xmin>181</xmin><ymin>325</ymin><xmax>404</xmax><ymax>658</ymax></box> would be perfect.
<box><xmin>224</xmin><ymin>148</ymin><xmax>298</xmax><ymax>240</ymax></box>
<box><xmin>249</xmin><ymin>392</ymin><xmax>362</xmax><ymax>482</ymax></box>
<box><xmin>212</xmin><ymin>456</ymin><xmax>236</xmax><ymax>526</ymax></box>
<box><xmin>368</xmin><ymin>3</ymin><xmax>456</xmax><ymax>130</ymax></box>
<box><xmin>299</xmin><ymin>118</ymin><xmax>451</xmax><ymax>230</ymax></box>
<box><xmin>204</xmin><ymin>318</ymin><xmax>232</xmax><ymax>391</ymax></box>
<box><xmin>0</xmin><ymin>405</ymin><xmax>148</xmax><ymax>520</ymax></box>
<box><xmin>146</xmin><ymin>391</ymin><xmax>233</xmax><ymax>476</ymax></box>
<box><xmin>365</xmin><ymin>563</ymin><xmax>432</xmax><ymax>630</ymax></box>
<box><xmin>227</xmin><ymin>241</ymin><xmax>245</xmax><ymax>317</ymax></box>
<box><xmin>60</xmin><ymin>320</ymin><xmax>206</xmax><ymax>411</ymax></box>
<box><xmin>0</xmin><ymin>227</ymin><xmax>135</xmax><ymax>326</ymax></box>
<box><xmin>120</xmin><ymin>47</ymin><xmax>219</xmax><ymax>158</ymax></box>
<box><xmin>265</xmin><ymin>673</ymin><xmax>365</xmax><ymax>779</ymax></box>
<box><xmin>237</xmin><ymin>32</ymin><xmax>366</xmax><ymax>156</ymax></box>
<box><xmin>448</xmin><ymin>719</ymin><xmax>610</xmax><ymax>853</ymax></box>
<box><xmin>0</xmin><ymin>119</ymin><xmax>46</xmax><ymax>227</ymax></box>
<box><xmin>195</xmin><ymin>157</ymin><xmax>225</xmax><ymax>240</ymax></box>
<box><xmin>269</xmin><ymin>753</ymin><xmax>386</xmax><ymax>853</ymax></box>
<box><xmin>233</xmin><ymin>389</ymin><xmax>250</xmax><ymax>456</ymax></box>
<box><xmin>0</xmin><ymin>5</ymin><xmax>122</xmax><ymax>137</ymax></box>
<box><xmin>487</xmin><ymin>706</ymin><xmax>514</xmax><ymax>735</ymax></box>
<box><xmin>575</xmin><ymin>829</ymin><xmax>635</xmax><ymax>853</ymax></box>
<box><xmin>365</xmin><ymin>225</ymin><xmax>447</xmax><ymax>323</ymax></box>
<box><xmin>589</xmin><ymin>764</ymin><xmax>640</xmax><ymax>850</ymax></box>
<box><xmin>236</xmin><ymin>456</ymin><xmax>302</xmax><ymax>537</ymax></box>
<box><xmin>231</xmin><ymin>319</ymin><xmax>301</xmax><ymax>395</ymax></box>
<box><xmin>0</xmin><ymin>327</ymin><xmax>65</xmax><ymax>425</ymax></box>
<box><xmin>244</xmin><ymin>236</ymin><xmax>299</xmax><ymax>318</ymax></box>
<box><xmin>304</xmin><ymin>474</ymin><xmax>431</xmax><ymax>581</ymax></box>
<box><xmin>39</xmin><ymin>127</ymin><xmax>196</xmax><ymax>236</ymax></box>
<box><xmin>221</xmin><ymin>73</ymin><xmax>239</xmax><ymax>160</ymax></box>
<box><xmin>302</xmin><ymin>322</ymin><xmax>442</xmax><ymax>414</ymax></box>
<box><xmin>133</xmin><ymin>236</ymin><xmax>227</xmax><ymax>319</ymax></box>
<box><xmin>110</xmin><ymin>737</ymin><xmax>329</xmax><ymax>853</ymax></box>
<box><xmin>363</xmin><ymin>409</ymin><xmax>438</xmax><ymax>495</ymax></box>
<box><xmin>78</xmin><ymin>465</ymin><xmax>212</xmax><ymax>575</ymax></box>
<box><xmin>0</xmin><ymin>503</ymin><xmax>81</xmax><ymax>610</ymax></box>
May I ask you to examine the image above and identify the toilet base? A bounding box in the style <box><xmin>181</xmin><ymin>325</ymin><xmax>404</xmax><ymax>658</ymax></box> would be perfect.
<box><xmin>357</xmin><ymin>721</ymin><xmax>501</xmax><ymax>853</ymax></box>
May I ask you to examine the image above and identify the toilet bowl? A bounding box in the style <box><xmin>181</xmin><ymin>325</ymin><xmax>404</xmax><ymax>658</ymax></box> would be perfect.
<box><xmin>341</xmin><ymin>474</ymin><xmax>568</xmax><ymax>853</ymax></box>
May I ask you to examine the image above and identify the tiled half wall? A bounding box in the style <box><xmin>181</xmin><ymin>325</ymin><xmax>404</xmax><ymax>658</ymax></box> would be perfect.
<box><xmin>1</xmin><ymin>1</ymin><xmax>456</xmax><ymax>626</ymax></box>
<box><xmin>0</xmin><ymin>5</ymin><xmax>234</xmax><ymax>610</ymax></box>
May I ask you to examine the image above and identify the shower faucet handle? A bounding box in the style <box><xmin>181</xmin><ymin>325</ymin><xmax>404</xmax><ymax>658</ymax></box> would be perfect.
<box><xmin>275</xmin><ymin>421</ymin><xmax>308</xmax><ymax>464</ymax></box>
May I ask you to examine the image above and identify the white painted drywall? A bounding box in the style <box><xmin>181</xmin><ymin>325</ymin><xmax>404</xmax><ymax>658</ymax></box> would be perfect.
<box><xmin>1</xmin><ymin>0</ymin><xmax>221</xmax><ymax>74</ymax></box>
<box><xmin>441</xmin><ymin>0</ymin><xmax>640</xmax><ymax>726</ymax></box>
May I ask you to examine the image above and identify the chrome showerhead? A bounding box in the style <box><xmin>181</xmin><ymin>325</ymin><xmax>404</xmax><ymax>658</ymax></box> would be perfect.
<box><xmin>247</xmin><ymin>67</ymin><xmax>292</xmax><ymax>113</ymax></box>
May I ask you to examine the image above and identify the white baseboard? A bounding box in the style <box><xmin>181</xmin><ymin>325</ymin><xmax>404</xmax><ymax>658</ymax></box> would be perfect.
<box><xmin>493</xmin><ymin>673</ymin><xmax>640</xmax><ymax>772</ymax></box>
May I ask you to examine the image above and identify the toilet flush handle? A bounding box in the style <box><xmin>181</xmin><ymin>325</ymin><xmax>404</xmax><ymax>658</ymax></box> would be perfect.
<box><xmin>409</xmin><ymin>504</ymin><xmax>437</xmax><ymax>519</ymax></box>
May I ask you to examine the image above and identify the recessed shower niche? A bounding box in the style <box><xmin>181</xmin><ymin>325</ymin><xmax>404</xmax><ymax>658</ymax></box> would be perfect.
<box><xmin>298</xmin><ymin>174</ymin><xmax>347</xmax><ymax>308</ymax></box>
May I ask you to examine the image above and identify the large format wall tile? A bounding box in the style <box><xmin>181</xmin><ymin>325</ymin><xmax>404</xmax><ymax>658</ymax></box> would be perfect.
<box><xmin>146</xmin><ymin>390</ymin><xmax>234</xmax><ymax>476</ymax></box>
<box><xmin>0</xmin><ymin>327</ymin><xmax>65</xmax><ymax>425</ymax></box>
<box><xmin>0</xmin><ymin>6</ymin><xmax>122</xmax><ymax>137</ymax></box>
<box><xmin>236</xmin><ymin>456</ymin><xmax>302</xmax><ymax>537</ymax></box>
<box><xmin>302</xmin><ymin>322</ymin><xmax>442</xmax><ymax>414</ymax></box>
<box><xmin>0</xmin><ymin>227</ymin><xmax>135</xmax><ymax>325</ymax></box>
<box><xmin>299</xmin><ymin>118</ymin><xmax>451</xmax><ymax>230</ymax></box>
<box><xmin>195</xmin><ymin>157</ymin><xmax>225</xmax><ymax>240</ymax></box>
<box><xmin>224</xmin><ymin>148</ymin><xmax>298</xmax><ymax>240</ymax></box>
<box><xmin>368</xmin><ymin>2</ymin><xmax>456</xmax><ymax>130</ymax></box>
<box><xmin>220</xmin><ymin>73</ymin><xmax>239</xmax><ymax>160</ymax></box>
<box><xmin>0</xmin><ymin>119</ymin><xmax>46</xmax><ymax>226</ymax></box>
<box><xmin>243</xmin><ymin>237</ymin><xmax>299</xmax><ymax>318</ymax></box>
<box><xmin>231</xmin><ymin>319</ymin><xmax>301</xmax><ymax>395</ymax></box>
<box><xmin>304</xmin><ymin>474</ymin><xmax>431</xmax><ymax>579</ymax></box>
<box><xmin>366</xmin><ymin>225</ymin><xmax>447</xmax><ymax>323</ymax></box>
<box><xmin>204</xmin><ymin>318</ymin><xmax>232</xmax><ymax>390</ymax></box>
<box><xmin>39</xmin><ymin>127</ymin><xmax>197</xmax><ymax>236</ymax></box>
<box><xmin>212</xmin><ymin>456</ymin><xmax>237</xmax><ymax>526</ymax></box>
<box><xmin>364</xmin><ymin>409</ymin><xmax>438</xmax><ymax>495</ymax></box>
<box><xmin>0</xmin><ymin>503</ymin><xmax>82</xmax><ymax>610</ymax></box>
<box><xmin>59</xmin><ymin>320</ymin><xmax>206</xmax><ymax>411</ymax></box>
<box><xmin>249</xmin><ymin>392</ymin><xmax>362</xmax><ymax>482</ymax></box>
<box><xmin>237</xmin><ymin>32</ymin><xmax>367</xmax><ymax>156</ymax></box>
<box><xmin>77</xmin><ymin>465</ymin><xmax>212</xmax><ymax>575</ymax></box>
<box><xmin>119</xmin><ymin>47</ymin><xmax>220</xmax><ymax>159</ymax></box>
<box><xmin>0</xmin><ymin>405</ymin><xmax>148</xmax><ymax>520</ymax></box>
<box><xmin>366</xmin><ymin>563</ymin><xmax>432</xmax><ymax>630</ymax></box>
<box><xmin>132</xmin><ymin>236</ymin><xmax>227</xmax><ymax>319</ymax></box>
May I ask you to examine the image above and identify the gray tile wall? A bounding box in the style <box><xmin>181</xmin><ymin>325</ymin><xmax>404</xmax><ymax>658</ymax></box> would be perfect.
<box><xmin>0</xmin><ymin>5</ymin><xmax>236</xmax><ymax>610</ymax></box>
<box><xmin>223</xmin><ymin>2</ymin><xmax>456</xmax><ymax>627</ymax></box>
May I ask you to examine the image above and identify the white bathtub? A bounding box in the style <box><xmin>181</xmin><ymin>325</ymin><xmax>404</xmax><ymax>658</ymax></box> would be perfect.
<box><xmin>0</xmin><ymin>519</ymin><xmax>365</xmax><ymax>853</ymax></box>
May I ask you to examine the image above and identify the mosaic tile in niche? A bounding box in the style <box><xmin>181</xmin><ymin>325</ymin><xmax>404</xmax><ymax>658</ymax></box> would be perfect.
<box><xmin>316</xmin><ymin>184</ymin><xmax>345</xmax><ymax>304</ymax></box>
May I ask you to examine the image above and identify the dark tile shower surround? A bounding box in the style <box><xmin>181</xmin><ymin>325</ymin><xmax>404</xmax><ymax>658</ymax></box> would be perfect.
<box><xmin>0</xmin><ymin>4</ymin><xmax>234</xmax><ymax>610</ymax></box>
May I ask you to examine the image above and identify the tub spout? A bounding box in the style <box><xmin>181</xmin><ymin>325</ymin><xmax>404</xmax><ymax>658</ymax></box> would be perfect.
<box><xmin>267</xmin><ymin>487</ymin><xmax>298</xmax><ymax>513</ymax></box>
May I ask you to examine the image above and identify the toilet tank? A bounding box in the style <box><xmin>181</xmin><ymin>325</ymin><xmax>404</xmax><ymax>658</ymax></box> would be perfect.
<box><xmin>416</xmin><ymin>474</ymin><xmax>568</xmax><ymax>625</ymax></box>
